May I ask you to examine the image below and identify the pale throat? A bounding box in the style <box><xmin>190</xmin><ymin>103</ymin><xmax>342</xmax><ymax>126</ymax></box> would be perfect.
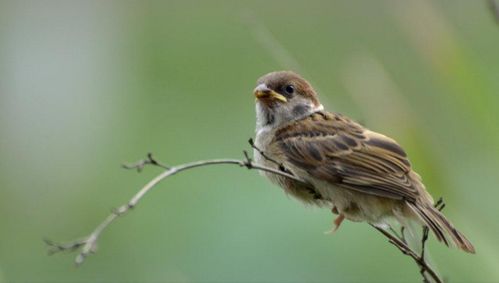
<box><xmin>255</xmin><ymin>102</ymin><xmax>324</xmax><ymax>134</ymax></box>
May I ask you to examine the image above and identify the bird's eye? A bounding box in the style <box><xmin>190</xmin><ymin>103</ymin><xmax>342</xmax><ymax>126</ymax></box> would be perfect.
<box><xmin>284</xmin><ymin>85</ymin><xmax>295</xmax><ymax>96</ymax></box>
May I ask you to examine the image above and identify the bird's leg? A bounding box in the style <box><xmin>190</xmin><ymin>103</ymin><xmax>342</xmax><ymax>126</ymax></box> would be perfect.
<box><xmin>333</xmin><ymin>214</ymin><xmax>345</xmax><ymax>232</ymax></box>
<box><xmin>325</xmin><ymin>207</ymin><xmax>345</xmax><ymax>234</ymax></box>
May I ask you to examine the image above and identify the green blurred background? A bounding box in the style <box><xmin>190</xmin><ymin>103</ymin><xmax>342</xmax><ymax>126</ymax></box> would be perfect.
<box><xmin>1</xmin><ymin>0</ymin><xmax>499</xmax><ymax>282</ymax></box>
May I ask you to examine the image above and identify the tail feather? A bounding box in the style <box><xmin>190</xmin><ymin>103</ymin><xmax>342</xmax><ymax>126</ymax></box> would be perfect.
<box><xmin>406</xmin><ymin>202</ymin><xmax>475</xmax><ymax>253</ymax></box>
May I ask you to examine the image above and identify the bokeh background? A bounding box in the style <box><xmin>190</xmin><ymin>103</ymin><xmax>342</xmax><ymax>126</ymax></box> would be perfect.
<box><xmin>1</xmin><ymin>0</ymin><xmax>499</xmax><ymax>282</ymax></box>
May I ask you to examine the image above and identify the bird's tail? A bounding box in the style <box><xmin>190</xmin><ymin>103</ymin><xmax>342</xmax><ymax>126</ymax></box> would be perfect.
<box><xmin>406</xmin><ymin>202</ymin><xmax>475</xmax><ymax>253</ymax></box>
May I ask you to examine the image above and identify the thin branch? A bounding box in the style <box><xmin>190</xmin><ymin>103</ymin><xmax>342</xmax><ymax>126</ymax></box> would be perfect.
<box><xmin>373</xmin><ymin>198</ymin><xmax>447</xmax><ymax>283</ymax></box>
<box><xmin>389</xmin><ymin>226</ymin><xmax>404</xmax><ymax>243</ymax></box>
<box><xmin>45</xmin><ymin>152</ymin><xmax>309</xmax><ymax>266</ymax></box>
<box><xmin>248</xmin><ymin>138</ymin><xmax>292</xmax><ymax>174</ymax></box>
<box><xmin>420</xmin><ymin>227</ymin><xmax>431</xmax><ymax>282</ymax></box>
<box><xmin>122</xmin><ymin>152</ymin><xmax>169</xmax><ymax>172</ymax></box>
<box><xmin>44</xmin><ymin>238</ymin><xmax>88</xmax><ymax>255</ymax></box>
<box><xmin>371</xmin><ymin>225</ymin><xmax>442</xmax><ymax>283</ymax></box>
<box><xmin>46</xmin><ymin>150</ymin><xmax>446</xmax><ymax>283</ymax></box>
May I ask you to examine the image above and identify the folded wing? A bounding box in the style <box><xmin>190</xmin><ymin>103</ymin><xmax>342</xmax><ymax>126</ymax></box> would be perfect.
<box><xmin>273</xmin><ymin>111</ymin><xmax>419</xmax><ymax>201</ymax></box>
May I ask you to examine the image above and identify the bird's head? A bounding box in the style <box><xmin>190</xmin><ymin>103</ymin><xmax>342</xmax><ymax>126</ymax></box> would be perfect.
<box><xmin>254</xmin><ymin>71</ymin><xmax>323</xmax><ymax>129</ymax></box>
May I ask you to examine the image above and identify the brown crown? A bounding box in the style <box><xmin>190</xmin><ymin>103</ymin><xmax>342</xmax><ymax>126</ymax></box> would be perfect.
<box><xmin>256</xmin><ymin>71</ymin><xmax>320</xmax><ymax>107</ymax></box>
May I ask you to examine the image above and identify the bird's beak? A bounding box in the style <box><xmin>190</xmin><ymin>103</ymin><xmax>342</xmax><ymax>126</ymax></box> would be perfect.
<box><xmin>254</xmin><ymin>84</ymin><xmax>287</xmax><ymax>103</ymax></box>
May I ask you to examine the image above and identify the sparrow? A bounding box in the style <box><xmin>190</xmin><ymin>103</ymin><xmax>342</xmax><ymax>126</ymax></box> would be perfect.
<box><xmin>252</xmin><ymin>71</ymin><xmax>474</xmax><ymax>253</ymax></box>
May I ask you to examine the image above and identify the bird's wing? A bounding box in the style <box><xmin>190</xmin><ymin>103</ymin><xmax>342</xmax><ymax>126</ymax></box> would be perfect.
<box><xmin>272</xmin><ymin>111</ymin><xmax>419</xmax><ymax>201</ymax></box>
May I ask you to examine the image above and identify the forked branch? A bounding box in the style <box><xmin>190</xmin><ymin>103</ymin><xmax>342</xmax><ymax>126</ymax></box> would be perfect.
<box><xmin>45</xmin><ymin>151</ymin><xmax>307</xmax><ymax>266</ymax></box>
<box><xmin>45</xmin><ymin>148</ymin><xmax>443</xmax><ymax>283</ymax></box>
<box><xmin>371</xmin><ymin>198</ymin><xmax>446</xmax><ymax>283</ymax></box>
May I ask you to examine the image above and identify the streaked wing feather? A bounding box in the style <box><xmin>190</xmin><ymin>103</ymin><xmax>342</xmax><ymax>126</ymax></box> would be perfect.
<box><xmin>273</xmin><ymin>112</ymin><xmax>419</xmax><ymax>201</ymax></box>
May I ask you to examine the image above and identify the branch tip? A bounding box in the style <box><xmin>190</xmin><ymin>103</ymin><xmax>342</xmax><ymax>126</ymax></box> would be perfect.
<box><xmin>48</xmin><ymin>154</ymin><xmax>306</xmax><ymax>266</ymax></box>
<box><xmin>122</xmin><ymin>153</ymin><xmax>170</xmax><ymax>172</ymax></box>
<box><xmin>44</xmin><ymin>237</ymin><xmax>87</xmax><ymax>256</ymax></box>
<box><xmin>434</xmin><ymin>197</ymin><xmax>446</xmax><ymax>212</ymax></box>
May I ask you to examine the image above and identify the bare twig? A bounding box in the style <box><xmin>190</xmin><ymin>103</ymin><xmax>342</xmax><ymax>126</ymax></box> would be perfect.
<box><xmin>122</xmin><ymin>152</ymin><xmax>169</xmax><ymax>172</ymax></box>
<box><xmin>45</xmin><ymin>152</ymin><xmax>308</xmax><ymax>266</ymax></box>
<box><xmin>46</xmin><ymin>150</ymin><xmax>446</xmax><ymax>283</ymax></box>
<box><xmin>44</xmin><ymin>238</ymin><xmax>88</xmax><ymax>255</ymax></box>
<box><xmin>420</xmin><ymin>227</ymin><xmax>431</xmax><ymax>282</ymax></box>
<box><xmin>389</xmin><ymin>226</ymin><xmax>404</xmax><ymax>243</ymax></box>
<box><xmin>374</xmin><ymin>198</ymin><xmax>447</xmax><ymax>283</ymax></box>
<box><xmin>372</xmin><ymin>225</ymin><xmax>442</xmax><ymax>283</ymax></box>
<box><xmin>248</xmin><ymin>138</ymin><xmax>291</xmax><ymax>174</ymax></box>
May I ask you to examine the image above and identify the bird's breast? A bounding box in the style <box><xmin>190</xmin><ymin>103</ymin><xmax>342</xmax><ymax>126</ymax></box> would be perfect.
<box><xmin>254</xmin><ymin>127</ymin><xmax>326</xmax><ymax>205</ymax></box>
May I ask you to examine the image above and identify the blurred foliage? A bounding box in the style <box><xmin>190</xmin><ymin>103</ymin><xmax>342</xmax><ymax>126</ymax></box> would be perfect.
<box><xmin>1</xmin><ymin>0</ymin><xmax>499</xmax><ymax>282</ymax></box>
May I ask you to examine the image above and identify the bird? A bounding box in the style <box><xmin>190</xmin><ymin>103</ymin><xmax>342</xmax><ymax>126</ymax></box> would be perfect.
<box><xmin>252</xmin><ymin>70</ymin><xmax>475</xmax><ymax>253</ymax></box>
